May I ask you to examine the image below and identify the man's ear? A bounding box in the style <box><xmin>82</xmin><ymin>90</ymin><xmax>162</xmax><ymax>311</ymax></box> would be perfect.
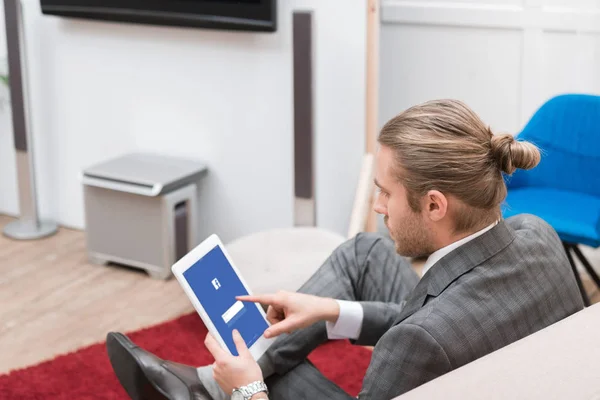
<box><xmin>423</xmin><ymin>190</ymin><xmax>448</xmax><ymax>222</ymax></box>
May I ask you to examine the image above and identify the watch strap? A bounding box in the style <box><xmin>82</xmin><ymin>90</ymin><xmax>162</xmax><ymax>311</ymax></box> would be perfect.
<box><xmin>235</xmin><ymin>381</ymin><xmax>269</xmax><ymax>400</ymax></box>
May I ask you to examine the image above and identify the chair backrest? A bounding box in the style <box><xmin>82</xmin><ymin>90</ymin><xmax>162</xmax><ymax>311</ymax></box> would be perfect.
<box><xmin>507</xmin><ymin>94</ymin><xmax>600</xmax><ymax>198</ymax></box>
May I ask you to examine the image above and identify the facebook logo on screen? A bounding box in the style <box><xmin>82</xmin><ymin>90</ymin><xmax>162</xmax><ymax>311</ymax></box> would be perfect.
<box><xmin>183</xmin><ymin>246</ymin><xmax>268</xmax><ymax>355</ymax></box>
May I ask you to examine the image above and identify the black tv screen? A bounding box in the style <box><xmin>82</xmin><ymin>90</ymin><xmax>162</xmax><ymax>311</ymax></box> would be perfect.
<box><xmin>40</xmin><ymin>0</ymin><xmax>277</xmax><ymax>32</ymax></box>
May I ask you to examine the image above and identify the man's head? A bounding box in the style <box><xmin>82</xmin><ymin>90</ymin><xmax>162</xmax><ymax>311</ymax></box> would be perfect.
<box><xmin>374</xmin><ymin>99</ymin><xmax>540</xmax><ymax>257</ymax></box>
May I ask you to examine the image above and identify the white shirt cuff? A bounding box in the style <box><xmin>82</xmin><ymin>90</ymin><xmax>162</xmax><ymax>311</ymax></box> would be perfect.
<box><xmin>325</xmin><ymin>300</ymin><xmax>364</xmax><ymax>340</ymax></box>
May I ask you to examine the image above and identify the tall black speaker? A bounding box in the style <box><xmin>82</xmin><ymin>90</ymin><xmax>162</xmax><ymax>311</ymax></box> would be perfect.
<box><xmin>293</xmin><ymin>10</ymin><xmax>315</xmax><ymax>226</ymax></box>
<box><xmin>3</xmin><ymin>0</ymin><xmax>57</xmax><ymax>239</ymax></box>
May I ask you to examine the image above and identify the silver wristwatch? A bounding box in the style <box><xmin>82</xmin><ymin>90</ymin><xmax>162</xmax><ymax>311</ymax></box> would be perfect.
<box><xmin>231</xmin><ymin>381</ymin><xmax>269</xmax><ymax>400</ymax></box>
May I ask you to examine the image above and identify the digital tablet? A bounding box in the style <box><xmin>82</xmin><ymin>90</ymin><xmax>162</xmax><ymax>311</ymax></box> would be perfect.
<box><xmin>171</xmin><ymin>234</ymin><xmax>275</xmax><ymax>360</ymax></box>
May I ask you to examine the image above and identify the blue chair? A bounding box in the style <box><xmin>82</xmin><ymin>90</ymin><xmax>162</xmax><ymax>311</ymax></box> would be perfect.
<box><xmin>502</xmin><ymin>94</ymin><xmax>600</xmax><ymax>306</ymax></box>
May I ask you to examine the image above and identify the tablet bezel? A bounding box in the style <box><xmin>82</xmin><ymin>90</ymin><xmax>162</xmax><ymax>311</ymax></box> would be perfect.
<box><xmin>171</xmin><ymin>233</ymin><xmax>275</xmax><ymax>360</ymax></box>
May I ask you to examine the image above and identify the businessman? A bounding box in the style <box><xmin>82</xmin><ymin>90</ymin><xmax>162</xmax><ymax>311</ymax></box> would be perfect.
<box><xmin>106</xmin><ymin>99</ymin><xmax>584</xmax><ymax>400</ymax></box>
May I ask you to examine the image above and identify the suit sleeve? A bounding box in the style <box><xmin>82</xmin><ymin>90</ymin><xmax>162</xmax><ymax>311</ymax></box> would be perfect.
<box><xmin>350</xmin><ymin>301</ymin><xmax>405</xmax><ymax>346</ymax></box>
<box><xmin>358</xmin><ymin>323</ymin><xmax>452</xmax><ymax>399</ymax></box>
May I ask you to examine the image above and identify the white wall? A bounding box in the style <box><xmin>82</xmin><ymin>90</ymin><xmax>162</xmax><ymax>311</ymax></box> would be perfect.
<box><xmin>0</xmin><ymin>0</ymin><xmax>366</xmax><ymax>243</ymax></box>
<box><xmin>379</xmin><ymin>0</ymin><xmax>600</xmax><ymax>133</ymax></box>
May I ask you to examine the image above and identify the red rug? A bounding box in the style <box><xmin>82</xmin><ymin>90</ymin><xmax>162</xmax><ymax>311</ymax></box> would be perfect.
<box><xmin>0</xmin><ymin>313</ymin><xmax>372</xmax><ymax>399</ymax></box>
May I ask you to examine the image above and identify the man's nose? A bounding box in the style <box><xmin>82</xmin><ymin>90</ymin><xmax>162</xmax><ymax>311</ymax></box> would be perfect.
<box><xmin>373</xmin><ymin>199</ymin><xmax>386</xmax><ymax>215</ymax></box>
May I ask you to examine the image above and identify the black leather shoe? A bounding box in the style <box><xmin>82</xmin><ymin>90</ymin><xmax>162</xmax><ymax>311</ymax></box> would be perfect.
<box><xmin>106</xmin><ymin>332</ymin><xmax>211</xmax><ymax>400</ymax></box>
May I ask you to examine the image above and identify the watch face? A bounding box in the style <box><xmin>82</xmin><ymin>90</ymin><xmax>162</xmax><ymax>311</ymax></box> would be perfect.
<box><xmin>231</xmin><ymin>391</ymin><xmax>244</xmax><ymax>400</ymax></box>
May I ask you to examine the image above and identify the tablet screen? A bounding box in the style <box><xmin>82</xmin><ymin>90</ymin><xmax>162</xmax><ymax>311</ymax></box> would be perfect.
<box><xmin>183</xmin><ymin>245</ymin><xmax>268</xmax><ymax>356</ymax></box>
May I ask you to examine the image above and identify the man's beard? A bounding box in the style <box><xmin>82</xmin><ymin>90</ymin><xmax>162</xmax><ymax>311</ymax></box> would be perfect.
<box><xmin>385</xmin><ymin>214</ymin><xmax>434</xmax><ymax>258</ymax></box>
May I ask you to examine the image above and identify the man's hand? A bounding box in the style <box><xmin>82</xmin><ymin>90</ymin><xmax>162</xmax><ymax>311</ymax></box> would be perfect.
<box><xmin>237</xmin><ymin>291</ymin><xmax>340</xmax><ymax>338</ymax></box>
<box><xmin>204</xmin><ymin>330</ymin><xmax>263</xmax><ymax>395</ymax></box>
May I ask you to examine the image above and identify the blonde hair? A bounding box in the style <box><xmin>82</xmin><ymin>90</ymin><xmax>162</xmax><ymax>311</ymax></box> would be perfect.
<box><xmin>378</xmin><ymin>99</ymin><xmax>540</xmax><ymax>233</ymax></box>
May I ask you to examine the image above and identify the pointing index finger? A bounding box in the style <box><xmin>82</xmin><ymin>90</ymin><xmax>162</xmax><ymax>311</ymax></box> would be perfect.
<box><xmin>236</xmin><ymin>294</ymin><xmax>276</xmax><ymax>305</ymax></box>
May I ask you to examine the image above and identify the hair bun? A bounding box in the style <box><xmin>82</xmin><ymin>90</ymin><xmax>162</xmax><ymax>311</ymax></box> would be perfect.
<box><xmin>490</xmin><ymin>133</ymin><xmax>541</xmax><ymax>175</ymax></box>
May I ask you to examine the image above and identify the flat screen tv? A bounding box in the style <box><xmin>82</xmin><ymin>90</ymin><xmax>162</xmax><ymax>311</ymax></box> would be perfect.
<box><xmin>40</xmin><ymin>0</ymin><xmax>277</xmax><ymax>32</ymax></box>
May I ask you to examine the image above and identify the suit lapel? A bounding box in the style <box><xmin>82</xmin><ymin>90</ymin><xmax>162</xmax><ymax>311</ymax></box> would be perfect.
<box><xmin>394</xmin><ymin>220</ymin><xmax>516</xmax><ymax>324</ymax></box>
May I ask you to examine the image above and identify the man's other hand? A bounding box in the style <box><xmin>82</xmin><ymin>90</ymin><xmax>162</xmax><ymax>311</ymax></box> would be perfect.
<box><xmin>204</xmin><ymin>330</ymin><xmax>263</xmax><ymax>395</ymax></box>
<box><xmin>237</xmin><ymin>291</ymin><xmax>340</xmax><ymax>338</ymax></box>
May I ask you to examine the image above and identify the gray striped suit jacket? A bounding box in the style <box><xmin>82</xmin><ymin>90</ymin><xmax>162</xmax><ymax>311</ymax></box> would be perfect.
<box><xmin>356</xmin><ymin>215</ymin><xmax>584</xmax><ymax>398</ymax></box>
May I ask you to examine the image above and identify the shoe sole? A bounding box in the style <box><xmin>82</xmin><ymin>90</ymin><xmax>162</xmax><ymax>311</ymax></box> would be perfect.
<box><xmin>106</xmin><ymin>332</ymin><xmax>172</xmax><ymax>400</ymax></box>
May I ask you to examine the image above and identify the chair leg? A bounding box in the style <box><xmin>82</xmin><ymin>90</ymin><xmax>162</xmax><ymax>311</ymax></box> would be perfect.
<box><xmin>563</xmin><ymin>243</ymin><xmax>590</xmax><ymax>307</ymax></box>
<box><xmin>570</xmin><ymin>245</ymin><xmax>600</xmax><ymax>291</ymax></box>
